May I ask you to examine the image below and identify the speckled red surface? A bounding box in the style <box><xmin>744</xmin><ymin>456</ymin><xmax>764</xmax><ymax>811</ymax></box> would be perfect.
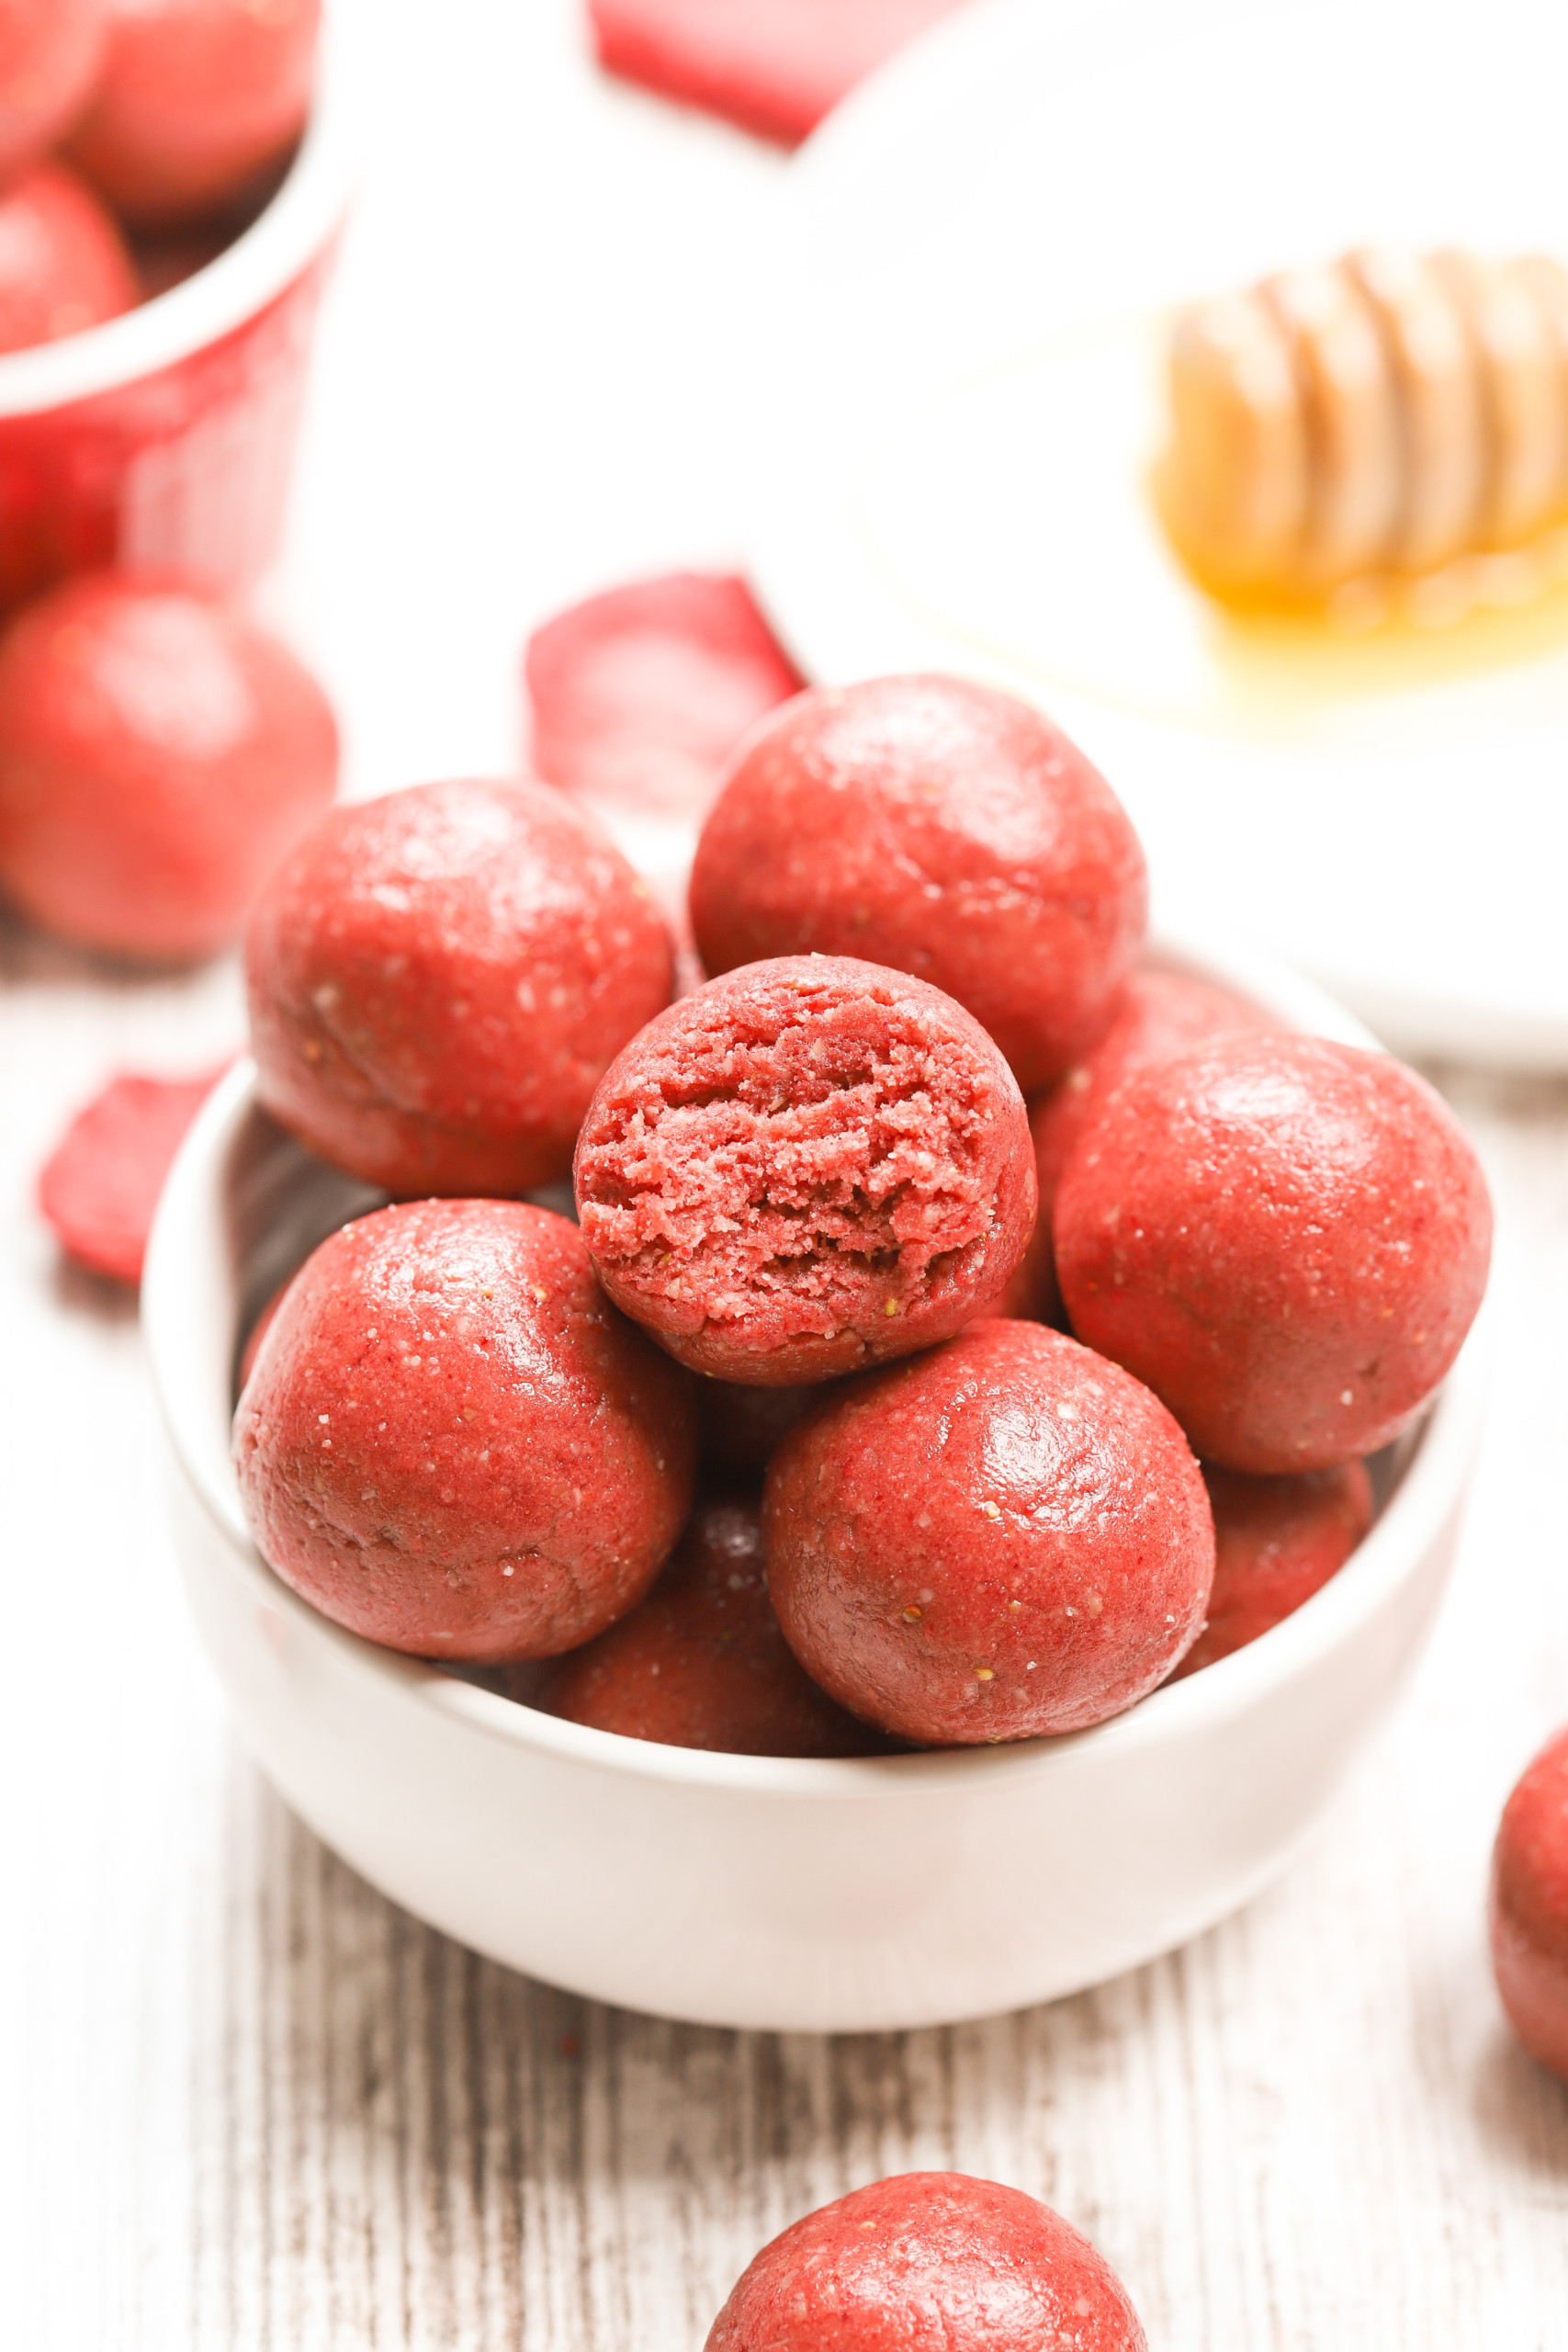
<box><xmin>574</xmin><ymin>954</ymin><xmax>1034</xmax><ymax>1384</ymax></box>
<box><xmin>1055</xmin><ymin>1035</ymin><xmax>1492</xmax><ymax>1473</ymax></box>
<box><xmin>0</xmin><ymin>575</ymin><xmax>337</xmax><ymax>958</ymax></box>
<box><xmin>533</xmin><ymin>1486</ymin><xmax>893</xmax><ymax>1756</ymax></box>
<box><xmin>1170</xmin><ymin>1459</ymin><xmax>1373</xmax><ymax>1679</ymax></box>
<box><xmin>1490</xmin><ymin>1724</ymin><xmax>1568</xmax><ymax>2083</ymax></box>
<box><xmin>688</xmin><ymin>675</ymin><xmax>1147</xmax><ymax>1095</ymax></box>
<box><xmin>233</xmin><ymin>1198</ymin><xmax>697</xmax><ymax>1662</ymax></box>
<box><xmin>763</xmin><ymin>1319</ymin><xmax>1213</xmax><ymax>1746</ymax></box>
<box><xmin>704</xmin><ymin>2172</ymin><xmax>1147</xmax><ymax>2351</ymax></box>
<box><xmin>246</xmin><ymin>777</ymin><xmax>672</xmax><ymax>1197</ymax></box>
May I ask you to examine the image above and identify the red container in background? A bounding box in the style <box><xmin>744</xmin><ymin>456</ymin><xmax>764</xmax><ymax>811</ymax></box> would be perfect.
<box><xmin>0</xmin><ymin>27</ymin><xmax>353</xmax><ymax>613</ymax></box>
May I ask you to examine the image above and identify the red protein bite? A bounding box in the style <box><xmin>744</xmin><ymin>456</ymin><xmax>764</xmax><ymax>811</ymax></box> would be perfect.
<box><xmin>1055</xmin><ymin>1035</ymin><xmax>1493</xmax><ymax>1473</ymax></box>
<box><xmin>68</xmin><ymin>0</ymin><xmax>320</xmax><ymax>230</ymax></box>
<box><xmin>532</xmin><ymin>1485</ymin><xmax>894</xmax><ymax>1756</ymax></box>
<box><xmin>763</xmin><ymin>1319</ymin><xmax>1213</xmax><ymax>1747</ymax></box>
<box><xmin>38</xmin><ymin>1064</ymin><xmax>226</xmax><ymax>1285</ymax></box>
<box><xmin>0</xmin><ymin>163</ymin><xmax>137</xmax><ymax>355</ymax></box>
<box><xmin>0</xmin><ymin>0</ymin><xmax>105</xmax><ymax>186</ymax></box>
<box><xmin>1490</xmin><ymin>1724</ymin><xmax>1568</xmax><ymax>2083</ymax></box>
<box><xmin>590</xmin><ymin>0</ymin><xmax>966</xmax><ymax>148</ymax></box>
<box><xmin>573</xmin><ymin>955</ymin><xmax>1035</xmax><ymax>1385</ymax></box>
<box><xmin>525</xmin><ymin>571</ymin><xmax>801</xmax><ymax>820</ymax></box>
<box><xmin>705</xmin><ymin>2172</ymin><xmax>1147</xmax><ymax>2352</ymax></box>
<box><xmin>233</xmin><ymin>1198</ymin><xmax>698</xmax><ymax>1663</ymax></box>
<box><xmin>689</xmin><ymin>675</ymin><xmax>1148</xmax><ymax>1094</ymax></box>
<box><xmin>994</xmin><ymin>965</ymin><xmax>1273</xmax><ymax>1326</ymax></box>
<box><xmin>1169</xmin><ymin>1459</ymin><xmax>1374</xmax><ymax>1680</ymax></box>
<box><xmin>0</xmin><ymin>575</ymin><xmax>337</xmax><ymax>959</ymax></box>
<box><xmin>246</xmin><ymin>777</ymin><xmax>673</xmax><ymax>1198</ymax></box>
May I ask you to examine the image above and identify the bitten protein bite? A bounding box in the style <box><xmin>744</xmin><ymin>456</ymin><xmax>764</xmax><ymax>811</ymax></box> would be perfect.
<box><xmin>0</xmin><ymin>576</ymin><xmax>337</xmax><ymax>958</ymax></box>
<box><xmin>1170</xmin><ymin>1460</ymin><xmax>1374</xmax><ymax>1679</ymax></box>
<box><xmin>68</xmin><ymin>0</ymin><xmax>321</xmax><ymax>229</ymax></box>
<box><xmin>763</xmin><ymin>1320</ymin><xmax>1213</xmax><ymax>1746</ymax></box>
<box><xmin>996</xmin><ymin>965</ymin><xmax>1272</xmax><ymax>1325</ymax></box>
<box><xmin>233</xmin><ymin>1199</ymin><xmax>697</xmax><ymax>1662</ymax></box>
<box><xmin>0</xmin><ymin>0</ymin><xmax>105</xmax><ymax>186</ymax></box>
<box><xmin>573</xmin><ymin>955</ymin><xmax>1035</xmax><ymax>1385</ymax></box>
<box><xmin>0</xmin><ymin>164</ymin><xmax>136</xmax><ymax>355</ymax></box>
<box><xmin>524</xmin><ymin>571</ymin><xmax>801</xmax><ymax>818</ymax></box>
<box><xmin>689</xmin><ymin>675</ymin><xmax>1147</xmax><ymax>1093</ymax></box>
<box><xmin>533</xmin><ymin>1486</ymin><xmax>893</xmax><ymax>1756</ymax></box>
<box><xmin>1055</xmin><ymin>1035</ymin><xmax>1491</xmax><ymax>1472</ymax></box>
<box><xmin>1490</xmin><ymin>1724</ymin><xmax>1568</xmax><ymax>2084</ymax></box>
<box><xmin>246</xmin><ymin>777</ymin><xmax>673</xmax><ymax>1198</ymax></box>
<box><xmin>705</xmin><ymin>2172</ymin><xmax>1147</xmax><ymax>2352</ymax></box>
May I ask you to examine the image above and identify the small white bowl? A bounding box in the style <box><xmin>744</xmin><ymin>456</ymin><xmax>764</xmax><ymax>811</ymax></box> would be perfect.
<box><xmin>142</xmin><ymin>934</ymin><xmax>1486</xmax><ymax>2032</ymax></box>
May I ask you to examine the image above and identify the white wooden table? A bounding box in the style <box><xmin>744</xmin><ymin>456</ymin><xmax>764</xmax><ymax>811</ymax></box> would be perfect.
<box><xmin>3</xmin><ymin>6</ymin><xmax>1567</xmax><ymax>2345</ymax></box>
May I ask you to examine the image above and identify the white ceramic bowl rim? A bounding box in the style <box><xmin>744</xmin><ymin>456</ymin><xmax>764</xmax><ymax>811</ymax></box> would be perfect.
<box><xmin>142</xmin><ymin>925</ymin><xmax>1488</xmax><ymax>1806</ymax></box>
<box><xmin>0</xmin><ymin>8</ymin><xmax>357</xmax><ymax>421</ymax></box>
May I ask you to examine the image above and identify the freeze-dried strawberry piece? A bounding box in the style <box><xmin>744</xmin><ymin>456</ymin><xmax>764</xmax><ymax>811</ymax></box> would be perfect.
<box><xmin>524</xmin><ymin>572</ymin><xmax>800</xmax><ymax>818</ymax></box>
<box><xmin>587</xmin><ymin>0</ymin><xmax>966</xmax><ymax>145</ymax></box>
<box><xmin>38</xmin><ymin>1066</ymin><xmax>229</xmax><ymax>1285</ymax></box>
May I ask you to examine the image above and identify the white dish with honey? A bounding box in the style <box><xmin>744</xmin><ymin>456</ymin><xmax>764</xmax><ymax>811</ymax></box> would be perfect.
<box><xmin>747</xmin><ymin>0</ymin><xmax>1568</xmax><ymax>1064</ymax></box>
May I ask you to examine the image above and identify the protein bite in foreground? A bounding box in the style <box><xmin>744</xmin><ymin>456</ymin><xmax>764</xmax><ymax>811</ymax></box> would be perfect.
<box><xmin>689</xmin><ymin>675</ymin><xmax>1148</xmax><ymax>1093</ymax></box>
<box><xmin>573</xmin><ymin>955</ymin><xmax>1035</xmax><ymax>1385</ymax></box>
<box><xmin>246</xmin><ymin>777</ymin><xmax>672</xmax><ymax>1197</ymax></box>
<box><xmin>233</xmin><ymin>1199</ymin><xmax>697</xmax><ymax>1662</ymax></box>
<box><xmin>532</xmin><ymin>1486</ymin><xmax>893</xmax><ymax>1757</ymax></box>
<box><xmin>763</xmin><ymin>1319</ymin><xmax>1213</xmax><ymax>1746</ymax></box>
<box><xmin>1055</xmin><ymin>1034</ymin><xmax>1492</xmax><ymax>1473</ymax></box>
<box><xmin>705</xmin><ymin>2172</ymin><xmax>1147</xmax><ymax>2352</ymax></box>
<box><xmin>1490</xmin><ymin>1724</ymin><xmax>1568</xmax><ymax>2084</ymax></box>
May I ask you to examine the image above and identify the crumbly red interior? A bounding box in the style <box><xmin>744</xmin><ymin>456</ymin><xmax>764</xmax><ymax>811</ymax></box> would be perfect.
<box><xmin>576</xmin><ymin>967</ymin><xmax>1008</xmax><ymax>1350</ymax></box>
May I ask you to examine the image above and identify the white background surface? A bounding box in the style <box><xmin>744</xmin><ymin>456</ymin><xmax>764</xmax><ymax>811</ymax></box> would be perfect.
<box><xmin>1</xmin><ymin>2</ymin><xmax>1567</xmax><ymax>2346</ymax></box>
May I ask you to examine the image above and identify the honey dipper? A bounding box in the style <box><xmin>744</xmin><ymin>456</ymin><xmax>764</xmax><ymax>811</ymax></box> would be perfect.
<box><xmin>1165</xmin><ymin>248</ymin><xmax>1568</xmax><ymax>597</ymax></box>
